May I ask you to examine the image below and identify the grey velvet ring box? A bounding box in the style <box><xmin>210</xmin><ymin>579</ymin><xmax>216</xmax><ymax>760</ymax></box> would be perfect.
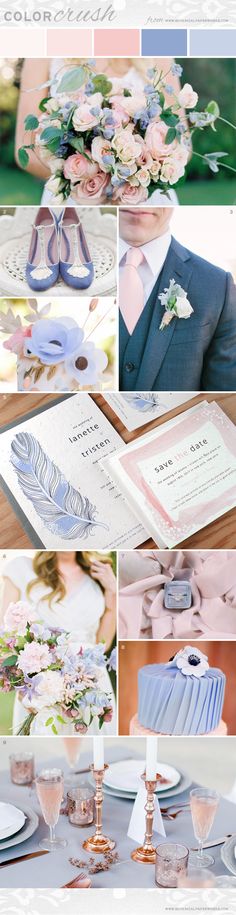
<box><xmin>164</xmin><ymin>579</ymin><xmax>192</xmax><ymax>610</ymax></box>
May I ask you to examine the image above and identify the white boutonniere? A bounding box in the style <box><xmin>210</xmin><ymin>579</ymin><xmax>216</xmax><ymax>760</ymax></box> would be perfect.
<box><xmin>158</xmin><ymin>278</ymin><xmax>194</xmax><ymax>331</ymax></box>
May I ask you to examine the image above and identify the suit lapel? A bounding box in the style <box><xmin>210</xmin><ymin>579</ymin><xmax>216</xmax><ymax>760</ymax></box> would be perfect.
<box><xmin>135</xmin><ymin>238</ymin><xmax>194</xmax><ymax>390</ymax></box>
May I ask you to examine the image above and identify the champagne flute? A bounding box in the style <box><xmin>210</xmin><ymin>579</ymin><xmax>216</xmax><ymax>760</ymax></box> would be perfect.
<box><xmin>36</xmin><ymin>768</ymin><xmax>67</xmax><ymax>851</ymax></box>
<box><xmin>189</xmin><ymin>788</ymin><xmax>219</xmax><ymax>868</ymax></box>
<box><xmin>63</xmin><ymin>736</ymin><xmax>82</xmax><ymax>784</ymax></box>
<box><xmin>178</xmin><ymin>868</ymin><xmax>216</xmax><ymax>887</ymax></box>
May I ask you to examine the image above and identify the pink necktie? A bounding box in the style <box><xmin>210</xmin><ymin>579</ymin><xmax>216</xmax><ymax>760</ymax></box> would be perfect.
<box><xmin>119</xmin><ymin>247</ymin><xmax>144</xmax><ymax>334</ymax></box>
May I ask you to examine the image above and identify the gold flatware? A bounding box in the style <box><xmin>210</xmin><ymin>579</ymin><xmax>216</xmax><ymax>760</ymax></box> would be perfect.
<box><xmin>0</xmin><ymin>850</ymin><xmax>49</xmax><ymax>868</ymax></box>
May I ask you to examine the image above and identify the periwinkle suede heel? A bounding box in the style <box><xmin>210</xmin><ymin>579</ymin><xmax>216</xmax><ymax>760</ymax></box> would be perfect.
<box><xmin>26</xmin><ymin>208</ymin><xmax>59</xmax><ymax>291</ymax></box>
<box><xmin>59</xmin><ymin>208</ymin><xmax>94</xmax><ymax>289</ymax></box>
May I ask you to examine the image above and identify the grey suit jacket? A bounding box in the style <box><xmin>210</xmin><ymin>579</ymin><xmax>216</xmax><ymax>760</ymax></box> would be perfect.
<box><xmin>124</xmin><ymin>237</ymin><xmax>236</xmax><ymax>392</ymax></box>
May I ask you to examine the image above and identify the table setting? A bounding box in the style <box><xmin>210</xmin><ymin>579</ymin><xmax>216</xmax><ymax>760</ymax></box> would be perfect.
<box><xmin>0</xmin><ymin>738</ymin><xmax>236</xmax><ymax>889</ymax></box>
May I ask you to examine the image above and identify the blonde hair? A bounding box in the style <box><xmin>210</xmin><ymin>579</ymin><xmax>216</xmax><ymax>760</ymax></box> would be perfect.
<box><xmin>27</xmin><ymin>551</ymin><xmax>113</xmax><ymax>606</ymax></box>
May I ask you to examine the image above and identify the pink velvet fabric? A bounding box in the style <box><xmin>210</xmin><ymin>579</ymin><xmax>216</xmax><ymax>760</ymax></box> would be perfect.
<box><xmin>119</xmin><ymin>551</ymin><xmax>236</xmax><ymax>640</ymax></box>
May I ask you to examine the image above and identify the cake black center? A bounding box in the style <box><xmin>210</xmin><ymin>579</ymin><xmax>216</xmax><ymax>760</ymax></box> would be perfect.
<box><xmin>49</xmin><ymin>340</ymin><xmax>62</xmax><ymax>346</ymax></box>
<box><xmin>188</xmin><ymin>654</ymin><xmax>201</xmax><ymax>666</ymax></box>
<box><xmin>75</xmin><ymin>357</ymin><xmax>88</xmax><ymax>370</ymax></box>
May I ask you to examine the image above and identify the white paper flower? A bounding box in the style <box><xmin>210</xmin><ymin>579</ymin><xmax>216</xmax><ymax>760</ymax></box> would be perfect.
<box><xmin>173</xmin><ymin>646</ymin><xmax>209</xmax><ymax>678</ymax></box>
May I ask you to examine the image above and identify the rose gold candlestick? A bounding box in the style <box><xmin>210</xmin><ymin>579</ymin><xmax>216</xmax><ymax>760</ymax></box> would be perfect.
<box><xmin>83</xmin><ymin>764</ymin><xmax>116</xmax><ymax>853</ymax></box>
<box><xmin>131</xmin><ymin>772</ymin><xmax>158</xmax><ymax>864</ymax></box>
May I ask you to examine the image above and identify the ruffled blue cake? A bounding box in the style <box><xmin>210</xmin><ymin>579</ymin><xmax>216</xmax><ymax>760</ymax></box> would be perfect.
<box><xmin>135</xmin><ymin>647</ymin><xmax>226</xmax><ymax>736</ymax></box>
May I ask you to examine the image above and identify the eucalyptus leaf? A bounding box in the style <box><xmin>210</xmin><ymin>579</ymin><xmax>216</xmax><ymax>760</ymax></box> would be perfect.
<box><xmin>206</xmin><ymin>100</ymin><xmax>220</xmax><ymax>119</ymax></box>
<box><xmin>40</xmin><ymin>126</ymin><xmax>62</xmax><ymax>142</ymax></box>
<box><xmin>2</xmin><ymin>655</ymin><xmax>18</xmax><ymax>667</ymax></box>
<box><xmin>24</xmin><ymin>115</ymin><xmax>39</xmax><ymax>131</ymax></box>
<box><xmin>57</xmin><ymin>66</ymin><xmax>86</xmax><ymax>94</ymax></box>
<box><xmin>18</xmin><ymin>147</ymin><xmax>29</xmax><ymax>168</ymax></box>
<box><xmin>165</xmin><ymin>127</ymin><xmax>177</xmax><ymax>144</ymax></box>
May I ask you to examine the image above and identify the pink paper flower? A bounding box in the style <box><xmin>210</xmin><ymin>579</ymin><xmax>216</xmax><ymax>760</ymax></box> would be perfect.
<box><xmin>17</xmin><ymin>641</ymin><xmax>52</xmax><ymax>674</ymax></box>
<box><xmin>4</xmin><ymin>601</ymin><xmax>36</xmax><ymax>635</ymax></box>
<box><xmin>63</xmin><ymin>152</ymin><xmax>98</xmax><ymax>182</ymax></box>
<box><xmin>72</xmin><ymin>171</ymin><xmax>110</xmax><ymax>201</ymax></box>
<box><xmin>4</xmin><ymin>326</ymin><xmax>32</xmax><ymax>355</ymax></box>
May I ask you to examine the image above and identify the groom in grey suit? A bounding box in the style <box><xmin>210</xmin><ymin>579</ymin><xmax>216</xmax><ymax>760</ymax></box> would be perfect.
<box><xmin>119</xmin><ymin>208</ymin><xmax>236</xmax><ymax>391</ymax></box>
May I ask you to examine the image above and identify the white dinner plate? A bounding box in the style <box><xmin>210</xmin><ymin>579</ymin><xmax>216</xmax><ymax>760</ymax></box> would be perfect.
<box><xmin>103</xmin><ymin>770</ymin><xmax>191</xmax><ymax>801</ymax></box>
<box><xmin>103</xmin><ymin>760</ymin><xmax>180</xmax><ymax>794</ymax></box>
<box><xmin>0</xmin><ymin>805</ymin><xmax>39</xmax><ymax>852</ymax></box>
<box><xmin>0</xmin><ymin>803</ymin><xmax>26</xmax><ymax>840</ymax></box>
<box><xmin>221</xmin><ymin>835</ymin><xmax>236</xmax><ymax>876</ymax></box>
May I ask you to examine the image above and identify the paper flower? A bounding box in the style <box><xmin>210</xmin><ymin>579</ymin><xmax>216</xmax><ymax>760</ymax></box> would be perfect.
<box><xmin>66</xmin><ymin>341</ymin><xmax>108</xmax><ymax>385</ymax></box>
<box><xmin>172</xmin><ymin>646</ymin><xmax>209</xmax><ymax>678</ymax></box>
<box><xmin>24</xmin><ymin>317</ymin><xmax>84</xmax><ymax>365</ymax></box>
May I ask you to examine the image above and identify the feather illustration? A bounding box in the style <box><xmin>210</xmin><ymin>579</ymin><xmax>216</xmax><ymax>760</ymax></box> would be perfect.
<box><xmin>11</xmin><ymin>432</ymin><xmax>108</xmax><ymax>540</ymax></box>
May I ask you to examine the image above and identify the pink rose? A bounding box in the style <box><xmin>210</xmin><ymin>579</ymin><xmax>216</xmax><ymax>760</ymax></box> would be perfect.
<box><xmin>103</xmin><ymin>707</ymin><xmax>113</xmax><ymax>723</ymax></box>
<box><xmin>110</xmin><ymin>98</ymin><xmax>130</xmax><ymax>127</ymax></box>
<box><xmin>91</xmin><ymin>136</ymin><xmax>113</xmax><ymax>172</ymax></box>
<box><xmin>17</xmin><ymin>641</ymin><xmax>52</xmax><ymax>674</ymax></box>
<box><xmin>4</xmin><ymin>326</ymin><xmax>32</xmax><ymax>356</ymax></box>
<box><xmin>4</xmin><ymin>601</ymin><xmax>36</xmax><ymax>635</ymax></box>
<box><xmin>75</xmin><ymin>723</ymin><xmax>88</xmax><ymax>733</ymax></box>
<box><xmin>113</xmin><ymin>182</ymin><xmax>148</xmax><ymax>205</ymax></box>
<box><xmin>72</xmin><ymin>104</ymin><xmax>100</xmax><ymax>133</ymax></box>
<box><xmin>72</xmin><ymin>171</ymin><xmax>110</xmax><ymax>202</ymax></box>
<box><xmin>145</xmin><ymin>120</ymin><xmax>177</xmax><ymax>160</ymax></box>
<box><xmin>63</xmin><ymin>152</ymin><xmax>98</xmax><ymax>183</ymax></box>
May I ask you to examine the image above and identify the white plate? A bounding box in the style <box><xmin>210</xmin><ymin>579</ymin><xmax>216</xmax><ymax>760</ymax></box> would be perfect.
<box><xmin>0</xmin><ymin>803</ymin><xmax>25</xmax><ymax>840</ymax></box>
<box><xmin>221</xmin><ymin>835</ymin><xmax>236</xmax><ymax>876</ymax></box>
<box><xmin>0</xmin><ymin>805</ymin><xmax>39</xmax><ymax>852</ymax></box>
<box><xmin>103</xmin><ymin>760</ymin><xmax>180</xmax><ymax>794</ymax></box>
<box><xmin>103</xmin><ymin>770</ymin><xmax>191</xmax><ymax>801</ymax></box>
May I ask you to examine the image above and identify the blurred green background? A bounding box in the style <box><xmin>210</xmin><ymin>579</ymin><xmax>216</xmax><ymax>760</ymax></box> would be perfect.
<box><xmin>0</xmin><ymin>57</ymin><xmax>236</xmax><ymax>204</ymax></box>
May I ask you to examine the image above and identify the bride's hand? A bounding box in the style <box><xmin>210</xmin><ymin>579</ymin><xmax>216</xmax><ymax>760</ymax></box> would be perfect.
<box><xmin>90</xmin><ymin>560</ymin><xmax>116</xmax><ymax>600</ymax></box>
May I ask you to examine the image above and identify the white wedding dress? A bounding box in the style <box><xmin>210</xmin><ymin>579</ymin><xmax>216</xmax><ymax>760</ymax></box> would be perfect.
<box><xmin>41</xmin><ymin>60</ymin><xmax>178</xmax><ymax>207</ymax></box>
<box><xmin>3</xmin><ymin>556</ymin><xmax>116</xmax><ymax>736</ymax></box>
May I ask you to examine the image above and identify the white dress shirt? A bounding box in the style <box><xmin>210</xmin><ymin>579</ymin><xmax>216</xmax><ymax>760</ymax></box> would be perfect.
<box><xmin>119</xmin><ymin>231</ymin><xmax>171</xmax><ymax>306</ymax></box>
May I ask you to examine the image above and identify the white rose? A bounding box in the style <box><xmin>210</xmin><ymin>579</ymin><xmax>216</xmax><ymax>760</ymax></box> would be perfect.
<box><xmin>23</xmin><ymin>670</ymin><xmax>64</xmax><ymax>712</ymax></box>
<box><xmin>48</xmin><ymin>157</ymin><xmax>64</xmax><ymax>173</ymax></box>
<box><xmin>120</xmin><ymin>92</ymin><xmax>146</xmax><ymax>118</ymax></box>
<box><xmin>136</xmin><ymin>168</ymin><xmax>150</xmax><ymax>187</ymax></box>
<box><xmin>175</xmin><ymin>296</ymin><xmax>193</xmax><ymax>319</ymax></box>
<box><xmin>44</xmin><ymin>98</ymin><xmax>60</xmax><ymax>114</ymax></box>
<box><xmin>51</xmin><ymin>193</ymin><xmax>65</xmax><ymax>205</ymax></box>
<box><xmin>178</xmin><ymin>83</ymin><xmax>198</xmax><ymax>109</ymax></box>
<box><xmin>45</xmin><ymin>176</ymin><xmax>62</xmax><ymax>194</ymax></box>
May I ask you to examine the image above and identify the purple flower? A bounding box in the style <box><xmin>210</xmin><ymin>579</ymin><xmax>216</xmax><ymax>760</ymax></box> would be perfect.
<box><xmin>108</xmin><ymin>648</ymin><xmax>117</xmax><ymax>672</ymax></box>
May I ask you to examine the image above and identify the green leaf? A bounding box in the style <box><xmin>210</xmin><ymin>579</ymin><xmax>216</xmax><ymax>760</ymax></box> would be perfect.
<box><xmin>57</xmin><ymin>66</ymin><xmax>86</xmax><ymax>94</ymax></box>
<box><xmin>206</xmin><ymin>100</ymin><xmax>220</xmax><ymax>120</ymax></box>
<box><xmin>24</xmin><ymin>114</ymin><xmax>39</xmax><ymax>131</ymax></box>
<box><xmin>45</xmin><ymin>717</ymin><xmax>54</xmax><ymax>727</ymax></box>
<box><xmin>18</xmin><ymin>146</ymin><xmax>29</xmax><ymax>168</ymax></box>
<box><xmin>69</xmin><ymin>136</ymin><xmax>84</xmax><ymax>153</ymax></box>
<box><xmin>92</xmin><ymin>74</ymin><xmax>113</xmax><ymax>96</ymax></box>
<box><xmin>2</xmin><ymin>655</ymin><xmax>18</xmax><ymax>667</ymax></box>
<box><xmin>165</xmin><ymin>128</ymin><xmax>177</xmax><ymax>144</ymax></box>
<box><xmin>46</xmin><ymin>137</ymin><xmax>62</xmax><ymax>154</ymax></box>
<box><xmin>56</xmin><ymin>714</ymin><xmax>66</xmax><ymax>724</ymax></box>
<box><xmin>52</xmin><ymin>724</ymin><xmax>58</xmax><ymax>735</ymax></box>
<box><xmin>204</xmin><ymin>151</ymin><xmax>228</xmax><ymax>159</ymax></box>
<box><xmin>39</xmin><ymin>97</ymin><xmax>50</xmax><ymax>112</ymax></box>
<box><xmin>161</xmin><ymin>112</ymin><xmax>179</xmax><ymax>127</ymax></box>
<box><xmin>159</xmin><ymin>92</ymin><xmax>165</xmax><ymax>108</ymax></box>
<box><xmin>123</xmin><ymin>89</ymin><xmax>132</xmax><ymax>97</ymax></box>
<box><xmin>40</xmin><ymin>126</ymin><xmax>62</xmax><ymax>142</ymax></box>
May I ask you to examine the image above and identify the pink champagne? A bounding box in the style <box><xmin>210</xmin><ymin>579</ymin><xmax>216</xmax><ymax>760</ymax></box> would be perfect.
<box><xmin>36</xmin><ymin>772</ymin><xmax>63</xmax><ymax>827</ymax></box>
<box><xmin>190</xmin><ymin>795</ymin><xmax>219</xmax><ymax>842</ymax></box>
<box><xmin>63</xmin><ymin>737</ymin><xmax>82</xmax><ymax>767</ymax></box>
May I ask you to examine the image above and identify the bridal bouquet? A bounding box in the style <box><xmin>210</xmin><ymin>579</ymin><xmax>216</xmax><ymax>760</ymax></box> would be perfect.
<box><xmin>0</xmin><ymin>601</ymin><xmax>114</xmax><ymax>735</ymax></box>
<box><xmin>18</xmin><ymin>60</ymin><xmax>235</xmax><ymax>203</ymax></box>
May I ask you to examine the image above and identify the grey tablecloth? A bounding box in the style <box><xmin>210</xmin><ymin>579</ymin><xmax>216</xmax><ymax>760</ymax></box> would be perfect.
<box><xmin>0</xmin><ymin>748</ymin><xmax>235</xmax><ymax>888</ymax></box>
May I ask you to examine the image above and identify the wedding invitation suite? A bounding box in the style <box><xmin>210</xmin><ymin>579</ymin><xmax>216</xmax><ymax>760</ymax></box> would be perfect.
<box><xmin>0</xmin><ymin>394</ymin><xmax>147</xmax><ymax>549</ymax></box>
<box><xmin>104</xmin><ymin>393</ymin><xmax>198</xmax><ymax>431</ymax></box>
<box><xmin>103</xmin><ymin>402</ymin><xmax>236</xmax><ymax>548</ymax></box>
